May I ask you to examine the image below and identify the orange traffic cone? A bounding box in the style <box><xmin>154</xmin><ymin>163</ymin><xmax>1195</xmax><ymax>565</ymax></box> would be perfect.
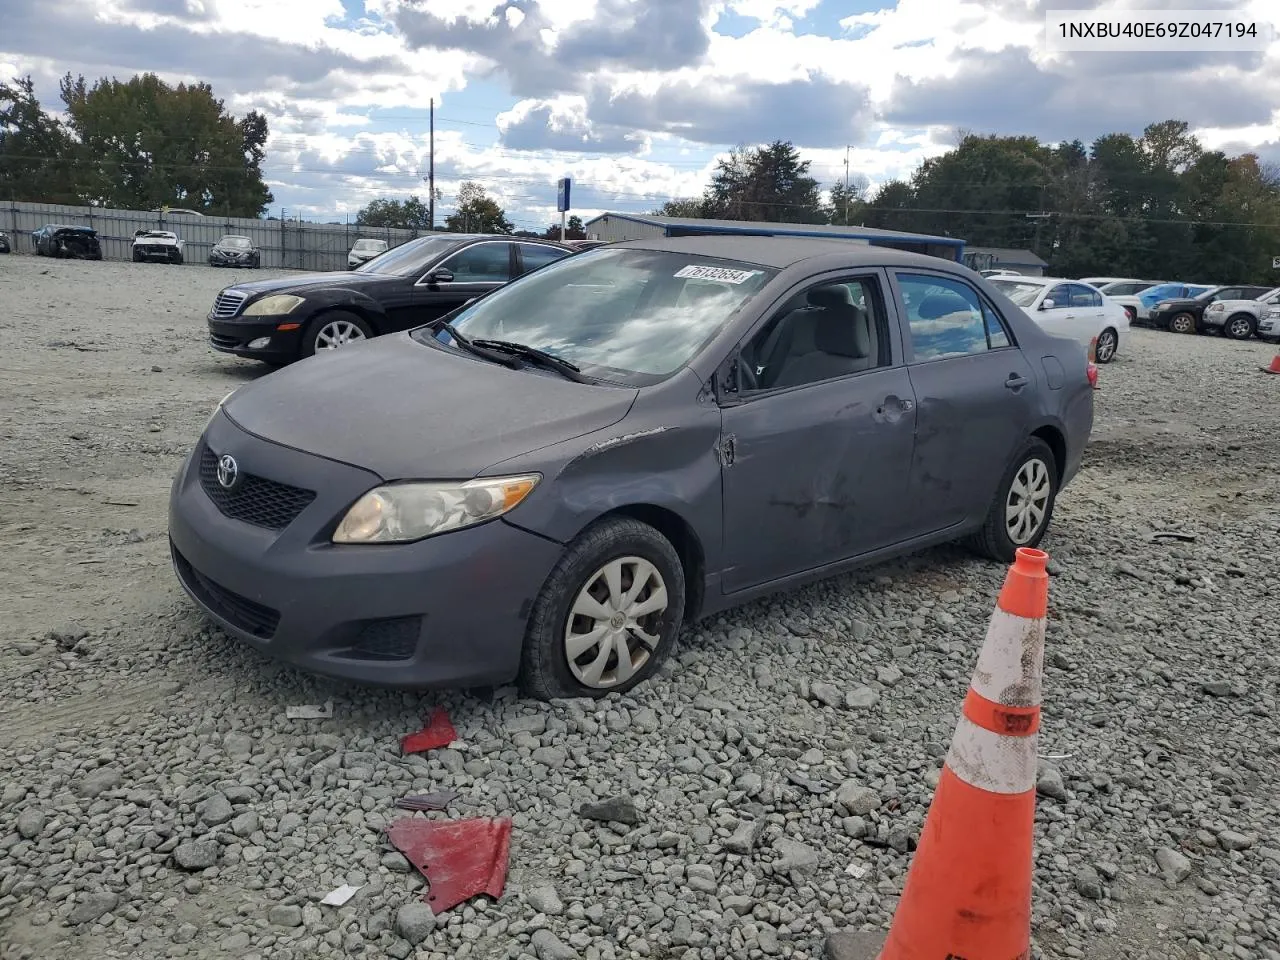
<box><xmin>878</xmin><ymin>546</ymin><xmax>1049</xmax><ymax>960</ymax></box>
<box><xmin>1262</xmin><ymin>352</ymin><xmax>1280</xmax><ymax>375</ymax></box>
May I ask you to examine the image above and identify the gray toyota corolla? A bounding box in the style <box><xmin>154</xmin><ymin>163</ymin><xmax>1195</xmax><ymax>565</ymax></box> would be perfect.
<box><xmin>169</xmin><ymin>236</ymin><xmax>1093</xmax><ymax>700</ymax></box>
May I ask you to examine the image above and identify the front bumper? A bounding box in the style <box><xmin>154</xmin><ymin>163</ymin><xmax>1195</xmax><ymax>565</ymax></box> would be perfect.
<box><xmin>168</xmin><ymin>410</ymin><xmax>563</xmax><ymax>688</ymax></box>
<box><xmin>210</xmin><ymin>253</ymin><xmax>254</xmax><ymax>267</ymax></box>
<box><xmin>208</xmin><ymin>315</ymin><xmax>304</xmax><ymax>362</ymax></box>
<box><xmin>1258</xmin><ymin>317</ymin><xmax>1280</xmax><ymax>337</ymax></box>
<box><xmin>1200</xmin><ymin>310</ymin><xmax>1227</xmax><ymax>328</ymax></box>
<box><xmin>136</xmin><ymin>246</ymin><xmax>180</xmax><ymax>260</ymax></box>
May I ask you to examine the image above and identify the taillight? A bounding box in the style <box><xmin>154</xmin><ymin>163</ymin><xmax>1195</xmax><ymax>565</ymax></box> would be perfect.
<box><xmin>1087</xmin><ymin>363</ymin><xmax>1099</xmax><ymax>389</ymax></box>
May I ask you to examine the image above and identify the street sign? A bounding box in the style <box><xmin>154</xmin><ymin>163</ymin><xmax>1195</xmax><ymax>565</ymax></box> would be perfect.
<box><xmin>556</xmin><ymin>177</ymin><xmax>571</xmax><ymax>213</ymax></box>
<box><xmin>1272</xmin><ymin>255</ymin><xmax>1280</xmax><ymax>269</ymax></box>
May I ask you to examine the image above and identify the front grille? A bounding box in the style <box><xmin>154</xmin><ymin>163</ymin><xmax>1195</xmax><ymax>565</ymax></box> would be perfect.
<box><xmin>211</xmin><ymin>290</ymin><xmax>248</xmax><ymax>319</ymax></box>
<box><xmin>198</xmin><ymin>445</ymin><xmax>316</xmax><ymax>530</ymax></box>
<box><xmin>172</xmin><ymin>544</ymin><xmax>280</xmax><ymax>639</ymax></box>
<box><xmin>345</xmin><ymin>617</ymin><xmax>423</xmax><ymax>661</ymax></box>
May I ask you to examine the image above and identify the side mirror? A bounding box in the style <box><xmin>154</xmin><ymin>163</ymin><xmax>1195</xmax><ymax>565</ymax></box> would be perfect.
<box><xmin>428</xmin><ymin>269</ymin><xmax>454</xmax><ymax>285</ymax></box>
<box><xmin>1040</xmin><ymin>298</ymin><xmax>1055</xmax><ymax>310</ymax></box>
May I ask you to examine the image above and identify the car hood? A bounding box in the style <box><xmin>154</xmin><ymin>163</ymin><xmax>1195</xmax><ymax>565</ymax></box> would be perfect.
<box><xmin>224</xmin><ymin>271</ymin><xmax>397</xmax><ymax>296</ymax></box>
<box><xmin>221</xmin><ymin>333</ymin><xmax>639</xmax><ymax>480</ymax></box>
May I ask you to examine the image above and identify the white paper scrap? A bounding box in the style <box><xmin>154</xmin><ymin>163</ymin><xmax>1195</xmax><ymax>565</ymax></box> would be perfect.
<box><xmin>320</xmin><ymin>884</ymin><xmax>361</xmax><ymax>907</ymax></box>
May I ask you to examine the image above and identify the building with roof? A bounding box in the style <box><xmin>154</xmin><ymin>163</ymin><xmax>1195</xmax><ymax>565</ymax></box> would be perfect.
<box><xmin>583</xmin><ymin>213</ymin><xmax>965</xmax><ymax>263</ymax></box>
<box><xmin>962</xmin><ymin>246</ymin><xmax>1048</xmax><ymax>276</ymax></box>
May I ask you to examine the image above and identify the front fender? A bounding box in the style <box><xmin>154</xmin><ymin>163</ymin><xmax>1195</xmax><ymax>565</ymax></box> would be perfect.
<box><xmin>300</xmin><ymin>290</ymin><xmax>391</xmax><ymax>330</ymax></box>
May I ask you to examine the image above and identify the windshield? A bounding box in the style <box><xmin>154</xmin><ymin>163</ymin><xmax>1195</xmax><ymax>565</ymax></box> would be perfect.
<box><xmin>220</xmin><ymin>236</ymin><xmax>251</xmax><ymax>249</ymax></box>
<box><xmin>143</xmin><ymin>232</ymin><xmax>175</xmax><ymax>239</ymax></box>
<box><xmin>988</xmin><ymin>279</ymin><xmax>1046</xmax><ymax>307</ymax></box>
<box><xmin>426</xmin><ymin>248</ymin><xmax>777</xmax><ymax>385</ymax></box>
<box><xmin>1262</xmin><ymin>287</ymin><xmax>1280</xmax><ymax>303</ymax></box>
<box><xmin>354</xmin><ymin>236</ymin><xmax>454</xmax><ymax>275</ymax></box>
<box><xmin>353</xmin><ymin>239</ymin><xmax>386</xmax><ymax>251</ymax></box>
<box><xmin>1195</xmin><ymin>287</ymin><xmax>1223</xmax><ymax>300</ymax></box>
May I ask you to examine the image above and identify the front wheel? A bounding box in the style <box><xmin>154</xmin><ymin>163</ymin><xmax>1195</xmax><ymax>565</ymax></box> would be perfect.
<box><xmin>300</xmin><ymin>310</ymin><xmax>373</xmax><ymax>357</ymax></box>
<box><xmin>520</xmin><ymin>517</ymin><xmax>686</xmax><ymax>700</ymax></box>
<box><xmin>1168</xmin><ymin>312</ymin><xmax>1196</xmax><ymax>334</ymax></box>
<box><xmin>1095</xmin><ymin>327</ymin><xmax>1118</xmax><ymax>364</ymax></box>
<box><xmin>1223</xmin><ymin>314</ymin><xmax>1255</xmax><ymax>340</ymax></box>
<box><xmin>965</xmin><ymin>438</ymin><xmax>1058</xmax><ymax>563</ymax></box>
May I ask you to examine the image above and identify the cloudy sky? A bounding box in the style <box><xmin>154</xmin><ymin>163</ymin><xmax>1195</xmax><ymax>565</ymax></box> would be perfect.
<box><xmin>2</xmin><ymin>0</ymin><xmax>1278</xmax><ymax>230</ymax></box>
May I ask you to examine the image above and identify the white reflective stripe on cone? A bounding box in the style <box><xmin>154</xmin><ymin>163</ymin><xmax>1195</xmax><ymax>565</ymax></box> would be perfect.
<box><xmin>971</xmin><ymin>608</ymin><xmax>1045</xmax><ymax>708</ymax></box>
<box><xmin>945</xmin><ymin>714</ymin><xmax>1038</xmax><ymax>795</ymax></box>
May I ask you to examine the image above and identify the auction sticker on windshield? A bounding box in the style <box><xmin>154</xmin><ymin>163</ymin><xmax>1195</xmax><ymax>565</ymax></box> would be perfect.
<box><xmin>674</xmin><ymin>265</ymin><xmax>762</xmax><ymax>284</ymax></box>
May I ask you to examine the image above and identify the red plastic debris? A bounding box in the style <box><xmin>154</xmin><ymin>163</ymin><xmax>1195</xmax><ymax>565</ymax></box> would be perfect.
<box><xmin>387</xmin><ymin>817</ymin><xmax>512</xmax><ymax>914</ymax></box>
<box><xmin>394</xmin><ymin>790</ymin><xmax>459</xmax><ymax>812</ymax></box>
<box><xmin>400</xmin><ymin>707</ymin><xmax>457</xmax><ymax>754</ymax></box>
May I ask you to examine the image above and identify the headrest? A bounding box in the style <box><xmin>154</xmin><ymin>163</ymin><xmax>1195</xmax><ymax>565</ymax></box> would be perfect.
<box><xmin>813</xmin><ymin>308</ymin><xmax>870</xmax><ymax>358</ymax></box>
<box><xmin>807</xmin><ymin>285</ymin><xmax>854</xmax><ymax>310</ymax></box>
<box><xmin>917</xmin><ymin>293</ymin><xmax>973</xmax><ymax>320</ymax></box>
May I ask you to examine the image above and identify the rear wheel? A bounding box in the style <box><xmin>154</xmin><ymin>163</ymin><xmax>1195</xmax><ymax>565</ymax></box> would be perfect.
<box><xmin>1168</xmin><ymin>312</ymin><xmax>1197</xmax><ymax>334</ymax></box>
<box><xmin>1223</xmin><ymin>313</ymin><xmax>1256</xmax><ymax>340</ymax></box>
<box><xmin>520</xmin><ymin>517</ymin><xmax>685</xmax><ymax>700</ymax></box>
<box><xmin>965</xmin><ymin>437</ymin><xmax>1058</xmax><ymax>563</ymax></box>
<box><xmin>300</xmin><ymin>310</ymin><xmax>373</xmax><ymax>357</ymax></box>
<box><xmin>1095</xmin><ymin>327</ymin><xmax>1118</xmax><ymax>363</ymax></box>
<box><xmin>133</xmin><ymin>249</ymin><xmax>143</xmax><ymax>262</ymax></box>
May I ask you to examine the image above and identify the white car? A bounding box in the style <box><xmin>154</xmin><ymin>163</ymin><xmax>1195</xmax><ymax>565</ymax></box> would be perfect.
<box><xmin>1199</xmin><ymin>286</ymin><xmax>1280</xmax><ymax>340</ymax></box>
<box><xmin>1257</xmin><ymin>302</ymin><xmax>1280</xmax><ymax>342</ymax></box>
<box><xmin>348</xmin><ymin>238</ymin><xmax>389</xmax><ymax>269</ymax></box>
<box><xmin>132</xmin><ymin>230</ymin><xmax>185</xmax><ymax>264</ymax></box>
<box><xmin>1092</xmin><ymin>279</ymin><xmax>1164</xmax><ymax>297</ymax></box>
<box><xmin>988</xmin><ymin>275</ymin><xmax>1129</xmax><ymax>363</ymax></box>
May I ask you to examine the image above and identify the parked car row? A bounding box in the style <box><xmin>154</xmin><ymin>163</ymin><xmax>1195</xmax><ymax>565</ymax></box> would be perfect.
<box><xmin>178</xmin><ymin>235</ymin><xmax>1094</xmax><ymax>698</ymax></box>
<box><xmin>1087</xmin><ymin>277</ymin><xmax>1278</xmax><ymax>339</ymax></box>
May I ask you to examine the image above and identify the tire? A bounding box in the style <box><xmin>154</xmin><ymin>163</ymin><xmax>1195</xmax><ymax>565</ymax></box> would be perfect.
<box><xmin>300</xmin><ymin>310</ymin><xmax>374</xmax><ymax>358</ymax></box>
<box><xmin>132</xmin><ymin>250</ymin><xmax>143</xmax><ymax>263</ymax></box>
<box><xmin>1223</xmin><ymin>313</ymin><xmax>1256</xmax><ymax>340</ymax></box>
<box><xmin>519</xmin><ymin>517</ymin><xmax>686</xmax><ymax>700</ymax></box>
<box><xmin>965</xmin><ymin>437</ymin><xmax>1058</xmax><ymax>563</ymax></box>
<box><xmin>172</xmin><ymin>252</ymin><xmax>184</xmax><ymax>265</ymax></box>
<box><xmin>1095</xmin><ymin>327</ymin><xmax>1119</xmax><ymax>364</ymax></box>
<box><xmin>1168</xmin><ymin>312</ymin><xmax>1197</xmax><ymax>334</ymax></box>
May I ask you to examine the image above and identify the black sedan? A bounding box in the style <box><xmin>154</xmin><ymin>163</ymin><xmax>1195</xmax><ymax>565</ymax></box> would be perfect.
<box><xmin>209</xmin><ymin>235</ymin><xmax>261</xmax><ymax>269</ymax></box>
<box><xmin>32</xmin><ymin>224</ymin><xmax>103</xmax><ymax>259</ymax></box>
<box><xmin>206</xmin><ymin>234</ymin><xmax>575</xmax><ymax>365</ymax></box>
<box><xmin>1147</xmin><ymin>284</ymin><xmax>1274</xmax><ymax>334</ymax></box>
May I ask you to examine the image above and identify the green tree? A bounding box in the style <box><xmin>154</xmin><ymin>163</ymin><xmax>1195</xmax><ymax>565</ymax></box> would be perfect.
<box><xmin>57</xmin><ymin>72</ymin><xmax>272</xmax><ymax>215</ymax></box>
<box><xmin>0</xmin><ymin>76</ymin><xmax>80</xmax><ymax>203</ymax></box>
<box><xmin>652</xmin><ymin>197</ymin><xmax>706</xmax><ymax>218</ymax></box>
<box><xmin>702</xmin><ymin>140</ymin><xmax>825</xmax><ymax>223</ymax></box>
<box><xmin>541</xmin><ymin>214</ymin><xmax>585</xmax><ymax>240</ymax></box>
<box><xmin>826</xmin><ymin>176</ymin><xmax>868</xmax><ymax>225</ymax></box>
<box><xmin>357</xmin><ymin>195</ymin><xmax>433</xmax><ymax>230</ymax></box>
<box><xmin>861</xmin><ymin>180</ymin><xmax>917</xmax><ymax>231</ymax></box>
<box><xmin>444</xmin><ymin>181</ymin><xmax>513</xmax><ymax>234</ymax></box>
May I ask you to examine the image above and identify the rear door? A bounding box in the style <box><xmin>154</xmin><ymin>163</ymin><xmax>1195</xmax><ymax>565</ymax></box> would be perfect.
<box><xmin>891</xmin><ymin>270</ymin><xmax>1038</xmax><ymax>534</ymax></box>
<box><xmin>413</xmin><ymin>241</ymin><xmax>514</xmax><ymax>325</ymax></box>
<box><xmin>1069</xmin><ymin>283</ymin><xmax>1109</xmax><ymax>341</ymax></box>
<box><xmin>514</xmin><ymin>242</ymin><xmax>573</xmax><ymax>277</ymax></box>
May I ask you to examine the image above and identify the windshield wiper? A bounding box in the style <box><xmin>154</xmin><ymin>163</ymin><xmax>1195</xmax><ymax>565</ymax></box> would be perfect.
<box><xmin>470</xmin><ymin>339</ymin><xmax>592</xmax><ymax>383</ymax></box>
<box><xmin>432</xmin><ymin>321</ymin><xmax>521</xmax><ymax>369</ymax></box>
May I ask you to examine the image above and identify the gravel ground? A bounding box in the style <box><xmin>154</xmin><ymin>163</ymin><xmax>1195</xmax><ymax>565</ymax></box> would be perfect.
<box><xmin>2</xmin><ymin>254</ymin><xmax>1279</xmax><ymax>960</ymax></box>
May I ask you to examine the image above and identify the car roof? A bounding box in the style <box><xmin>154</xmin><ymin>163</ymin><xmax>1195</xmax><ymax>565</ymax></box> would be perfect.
<box><xmin>607</xmin><ymin>234</ymin><xmax>962</xmax><ymax>270</ymax></box>
<box><xmin>989</xmin><ymin>275</ymin><xmax>1057</xmax><ymax>286</ymax></box>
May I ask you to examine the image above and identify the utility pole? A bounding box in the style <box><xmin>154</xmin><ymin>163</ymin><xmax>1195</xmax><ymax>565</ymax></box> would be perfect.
<box><xmin>428</xmin><ymin>98</ymin><xmax>435</xmax><ymax>232</ymax></box>
<box><xmin>843</xmin><ymin>146</ymin><xmax>851</xmax><ymax>225</ymax></box>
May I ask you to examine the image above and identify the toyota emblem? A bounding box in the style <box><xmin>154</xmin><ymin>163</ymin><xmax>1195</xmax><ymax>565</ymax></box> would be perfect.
<box><xmin>216</xmin><ymin>454</ymin><xmax>240</xmax><ymax>489</ymax></box>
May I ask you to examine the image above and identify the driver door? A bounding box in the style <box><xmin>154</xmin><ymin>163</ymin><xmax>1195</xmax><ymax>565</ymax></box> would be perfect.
<box><xmin>414</xmin><ymin>241</ymin><xmax>514</xmax><ymax>326</ymax></box>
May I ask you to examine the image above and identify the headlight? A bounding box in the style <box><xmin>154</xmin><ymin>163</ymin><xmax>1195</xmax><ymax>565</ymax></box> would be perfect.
<box><xmin>1208</xmin><ymin>303</ymin><xmax>1223</xmax><ymax>312</ymax></box>
<box><xmin>333</xmin><ymin>474</ymin><xmax>541</xmax><ymax>544</ymax></box>
<box><xmin>244</xmin><ymin>294</ymin><xmax>306</xmax><ymax>316</ymax></box>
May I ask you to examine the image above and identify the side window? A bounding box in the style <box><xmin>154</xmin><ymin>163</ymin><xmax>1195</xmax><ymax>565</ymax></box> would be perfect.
<box><xmin>981</xmin><ymin>300</ymin><xmax>1011</xmax><ymax>348</ymax></box>
<box><xmin>897</xmin><ymin>273</ymin><xmax>990</xmax><ymax>362</ymax></box>
<box><xmin>518</xmin><ymin>243</ymin><xmax>569</xmax><ymax>275</ymax></box>
<box><xmin>737</xmin><ymin>278</ymin><xmax>888</xmax><ymax>392</ymax></box>
<box><xmin>1045</xmin><ymin>284</ymin><xmax>1071</xmax><ymax>308</ymax></box>
<box><xmin>441</xmin><ymin>243</ymin><xmax>512</xmax><ymax>283</ymax></box>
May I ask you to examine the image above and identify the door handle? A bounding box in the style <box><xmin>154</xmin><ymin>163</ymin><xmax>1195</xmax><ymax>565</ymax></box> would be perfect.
<box><xmin>1005</xmin><ymin>374</ymin><xmax>1029</xmax><ymax>389</ymax></box>
<box><xmin>1063</xmin><ymin>313</ymin><xmax>1076</xmax><ymax>319</ymax></box>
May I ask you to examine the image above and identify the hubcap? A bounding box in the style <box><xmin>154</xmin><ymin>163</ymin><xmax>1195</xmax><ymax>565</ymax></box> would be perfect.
<box><xmin>564</xmin><ymin>556</ymin><xmax>669</xmax><ymax>689</ymax></box>
<box><xmin>1230</xmin><ymin>318</ymin><xmax>1251</xmax><ymax>338</ymax></box>
<box><xmin>1171</xmin><ymin>314</ymin><xmax>1193</xmax><ymax>333</ymax></box>
<box><xmin>1096</xmin><ymin>329</ymin><xmax>1117</xmax><ymax>362</ymax></box>
<box><xmin>315</xmin><ymin>319</ymin><xmax>366</xmax><ymax>350</ymax></box>
<box><xmin>1005</xmin><ymin>457</ymin><xmax>1051</xmax><ymax>545</ymax></box>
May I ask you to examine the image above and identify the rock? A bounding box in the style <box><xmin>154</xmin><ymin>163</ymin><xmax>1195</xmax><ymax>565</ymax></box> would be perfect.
<box><xmin>526</xmin><ymin>883</ymin><xmax>564</xmax><ymax>916</ymax></box>
<box><xmin>851</xmin><ymin>620</ymin><xmax>870</xmax><ymax>640</ymax></box>
<box><xmin>68</xmin><ymin>891</ymin><xmax>118</xmax><ymax>925</ymax></box>
<box><xmin>75</xmin><ymin>767</ymin><xmax>122</xmax><ymax>798</ymax></box>
<box><xmin>268</xmin><ymin>904</ymin><xmax>303</xmax><ymax>927</ymax></box>
<box><xmin>1036</xmin><ymin>763</ymin><xmax>1068</xmax><ymax>802</ymax></box>
<box><xmin>172</xmin><ymin>923</ymin><xmax>198</xmax><ymax>944</ymax></box>
<box><xmin>724</xmin><ymin>819</ymin><xmax>764</xmax><ymax>855</ymax></box>
<box><xmin>1155</xmin><ymin>847</ymin><xmax>1192</xmax><ymax>883</ymax></box>
<box><xmin>736</xmin><ymin>772</ymin><xmax>764</xmax><ymax>796</ymax></box>
<box><xmin>16</xmin><ymin>808</ymin><xmax>46</xmax><ymax>840</ymax></box>
<box><xmin>223</xmin><ymin>732</ymin><xmax>254</xmax><ymax>759</ymax></box>
<box><xmin>824</xmin><ymin>931</ymin><xmax>886</xmax><ymax>959</ymax></box>
<box><xmin>810</xmin><ymin>682</ymin><xmax>843</xmax><ymax>707</ymax></box>
<box><xmin>1218</xmin><ymin>830</ymin><xmax>1255</xmax><ymax>851</ymax></box>
<box><xmin>230</xmin><ymin>811</ymin><xmax>259</xmax><ymax>838</ymax></box>
<box><xmin>671</xmin><ymin>915</ymin><xmax>695</xmax><ymax>946</ymax></box>
<box><xmin>1201</xmin><ymin>681</ymin><xmax>1233</xmax><ymax>697</ymax></box>
<box><xmin>772</xmin><ymin>837</ymin><xmax>820</xmax><ymax>876</ymax></box>
<box><xmin>531</xmin><ymin>928</ymin><xmax>580</xmax><ymax>959</ymax></box>
<box><xmin>759</xmin><ymin>923</ymin><xmax>780</xmax><ymax>954</ymax></box>
<box><xmin>394</xmin><ymin>902</ymin><xmax>436</xmax><ymax>945</ymax></box>
<box><xmin>531</xmin><ymin>746</ymin><xmax>567</xmax><ymax>767</ymax></box>
<box><xmin>723</xmin><ymin>895</ymin><xmax>755</xmax><ymax>916</ymax></box>
<box><xmin>836</xmin><ymin>781</ymin><xmax>881</xmax><ymax>816</ymax></box>
<box><xmin>197</xmin><ymin>792</ymin><xmax>233</xmax><ymax>825</ymax></box>
<box><xmin>876</xmin><ymin>664</ymin><xmax>903</xmax><ymax>686</ymax></box>
<box><xmin>686</xmin><ymin>864</ymin><xmax>717</xmax><ymax>892</ymax></box>
<box><xmin>845</xmin><ymin>687</ymin><xmax>879</xmax><ymax>710</ymax></box>
<box><xmin>173</xmin><ymin>840</ymin><xmax>219</xmax><ymax>871</ymax></box>
<box><xmin>1075</xmin><ymin>865</ymin><xmax>1104</xmax><ymax>900</ymax></box>
<box><xmin>840</xmin><ymin>816</ymin><xmax>869</xmax><ymax>839</ymax></box>
<box><xmin>505</xmin><ymin>714</ymin><xmax>547</xmax><ymax>735</ymax></box>
<box><xmin>579</xmin><ymin>796</ymin><xmax>640</xmax><ymax>825</ymax></box>
<box><xmin>381</xmin><ymin>851</ymin><xmax>411</xmax><ymax>873</ymax></box>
